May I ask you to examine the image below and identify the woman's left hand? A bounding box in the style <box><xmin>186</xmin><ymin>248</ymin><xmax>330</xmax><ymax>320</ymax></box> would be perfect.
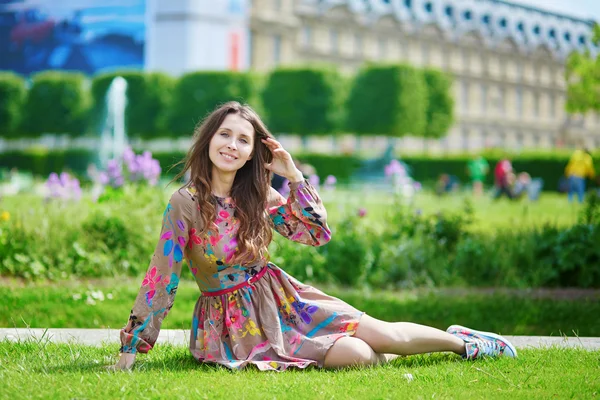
<box><xmin>262</xmin><ymin>137</ymin><xmax>304</xmax><ymax>182</ymax></box>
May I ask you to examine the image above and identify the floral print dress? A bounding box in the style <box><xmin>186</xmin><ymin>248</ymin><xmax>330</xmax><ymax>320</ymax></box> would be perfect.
<box><xmin>120</xmin><ymin>180</ymin><xmax>364</xmax><ymax>371</ymax></box>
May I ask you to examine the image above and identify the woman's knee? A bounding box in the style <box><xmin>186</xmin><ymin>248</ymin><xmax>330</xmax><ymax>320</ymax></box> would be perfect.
<box><xmin>323</xmin><ymin>337</ymin><xmax>381</xmax><ymax>368</ymax></box>
<box><xmin>354</xmin><ymin>315</ymin><xmax>410</xmax><ymax>353</ymax></box>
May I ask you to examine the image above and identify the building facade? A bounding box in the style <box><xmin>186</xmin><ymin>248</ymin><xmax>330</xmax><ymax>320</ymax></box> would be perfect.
<box><xmin>249</xmin><ymin>0</ymin><xmax>600</xmax><ymax>152</ymax></box>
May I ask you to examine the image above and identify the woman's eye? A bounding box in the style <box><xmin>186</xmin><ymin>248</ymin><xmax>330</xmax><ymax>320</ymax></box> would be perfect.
<box><xmin>220</xmin><ymin>132</ymin><xmax>228</xmax><ymax>137</ymax></box>
<box><xmin>239</xmin><ymin>138</ymin><xmax>248</xmax><ymax>144</ymax></box>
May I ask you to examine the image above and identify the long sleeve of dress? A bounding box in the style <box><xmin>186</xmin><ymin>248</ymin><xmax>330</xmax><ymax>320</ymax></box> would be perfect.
<box><xmin>268</xmin><ymin>179</ymin><xmax>331</xmax><ymax>246</ymax></box>
<box><xmin>120</xmin><ymin>189</ymin><xmax>194</xmax><ymax>354</ymax></box>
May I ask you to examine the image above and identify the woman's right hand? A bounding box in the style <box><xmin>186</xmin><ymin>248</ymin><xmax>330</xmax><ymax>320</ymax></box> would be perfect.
<box><xmin>109</xmin><ymin>353</ymin><xmax>136</xmax><ymax>371</ymax></box>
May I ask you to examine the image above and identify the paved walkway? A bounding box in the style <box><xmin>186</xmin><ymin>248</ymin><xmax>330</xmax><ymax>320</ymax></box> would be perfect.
<box><xmin>1</xmin><ymin>328</ymin><xmax>600</xmax><ymax>350</ymax></box>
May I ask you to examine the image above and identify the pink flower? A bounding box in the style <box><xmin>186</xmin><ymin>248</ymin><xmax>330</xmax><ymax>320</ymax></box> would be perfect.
<box><xmin>357</xmin><ymin>208</ymin><xmax>367</xmax><ymax>218</ymax></box>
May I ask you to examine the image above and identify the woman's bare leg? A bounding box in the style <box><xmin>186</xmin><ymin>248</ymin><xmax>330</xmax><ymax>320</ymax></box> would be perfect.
<box><xmin>354</xmin><ymin>315</ymin><xmax>466</xmax><ymax>356</ymax></box>
<box><xmin>323</xmin><ymin>314</ymin><xmax>463</xmax><ymax>368</ymax></box>
<box><xmin>323</xmin><ymin>336</ymin><xmax>388</xmax><ymax>368</ymax></box>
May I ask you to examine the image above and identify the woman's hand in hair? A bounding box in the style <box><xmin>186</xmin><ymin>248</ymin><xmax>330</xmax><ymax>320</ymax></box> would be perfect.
<box><xmin>262</xmin><ymin>137</ymin><xmax>304</xmax><ymax>183</ymax></box>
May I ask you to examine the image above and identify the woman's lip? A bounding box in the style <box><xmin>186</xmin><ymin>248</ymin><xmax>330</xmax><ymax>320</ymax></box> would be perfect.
<box><xmin>220</xmin><ymin>152</ymin><xmax>238</xmax><ymax>160</ymax></box>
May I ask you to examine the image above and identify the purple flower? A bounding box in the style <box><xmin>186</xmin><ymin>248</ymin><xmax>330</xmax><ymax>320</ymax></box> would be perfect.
<box><xmin>324</xmin><ymin>175</ymin><xmax>337</xmax><ymax>190</ymax></box>
<box><xmin>413</xmin><ymin>181</ymin><xmax>422</xmax><ymax>191</ymax></box>
<box><xmin>357</xmin><ymin>208</ymin><xmax>367</xmax><ymax>218</ymax></box>
<box><xmin>385</xmin><ymin>159</ymin><xmax>406</xmax><ymax>177</ymax></box>
<box><xmin>45</xmin><ymin>172</ymin><xmax>82</xmax><ymax>201</ymax></box>
<box><xmin>308</xmin><ymin>174</ymin><xmax>320</xmax><ymax>188</ymax></box>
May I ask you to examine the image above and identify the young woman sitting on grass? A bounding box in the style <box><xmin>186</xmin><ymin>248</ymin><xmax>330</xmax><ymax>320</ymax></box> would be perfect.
<box><xmin>113</xmin><ymin>102</ymin><xmax>517</xmax><ymax>371</ymax></box>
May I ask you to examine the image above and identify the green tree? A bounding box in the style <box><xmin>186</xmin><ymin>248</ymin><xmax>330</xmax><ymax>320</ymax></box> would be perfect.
<box><xmin>20</xmin><ymin>71</ymin><xmax>91</xmax><ymax>137</ymax></box>
<box><xmin>0</xmin><ymin>72</ymin><xmax>27</xmax><ymax>138</ymax></box>
<box><xmin>423</xmin><ymin>68</ymin><xmax>454</xmax><ymax>140</ymax></box>
<box><xmin>91</xmin><ymin>71</ymin><xmax>175</xmax><ymax>139</ymax></box>
<box><xmin>261</xmin><ymin>67</ymin><xmax>345</xmax><ymax>136</ymax></box>
<box><xmin>165</xmin><ymin>71</ymin><xmax>261</xmax><ymax>137</ymax></box>
<box><xmin>345</xmin><ymin>64</ymin><xmax>427</xmax><ymax>137</ymax></box>
<box><xmin>565</xmin><ymin>23</ymin><xmax>600</xmax><ymax>113</ymax></box>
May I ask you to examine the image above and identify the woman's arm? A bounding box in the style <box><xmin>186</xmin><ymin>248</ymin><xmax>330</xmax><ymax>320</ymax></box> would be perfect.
<box><xmin>268</xmin><ymin>181</ymin><xmax>331</xmax><ymax>246</ymax></box>
<box><xmin>114</xmin><ymin>189</ymin><xmax>193</xmax><ymax>369</ymax></box>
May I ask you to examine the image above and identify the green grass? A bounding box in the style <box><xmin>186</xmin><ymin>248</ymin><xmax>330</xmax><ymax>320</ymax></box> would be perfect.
<box><xmin>1</xmin><ymin>341</ymin><xmax>598</xmax><ymax>399</ymax></box>
<box><xmin>2</xmin><ymin>279</ymin><xmax>599</xmax><ymax>336</ymax></box>
<box><xmin>320</xmin><ymin>189</ymin><xmax>581</xmax><ymax>232</ymax></box>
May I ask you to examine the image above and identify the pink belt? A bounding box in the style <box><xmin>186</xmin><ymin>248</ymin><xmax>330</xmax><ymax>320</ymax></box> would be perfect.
<box><xmin>201</xmin><ymin>266</ymin><xmax>268</xmax><ymax>297</ymax></box>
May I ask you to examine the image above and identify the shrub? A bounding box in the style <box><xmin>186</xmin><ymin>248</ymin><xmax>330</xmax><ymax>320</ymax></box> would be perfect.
<box><xmin>346</xmin><ymin>64</ymin><xmax>427</xmax><ymax>137</ymax></box>
<box><xmin>165</xmin><ymin>71</ymin><xmax>261</xmax><ymax>137</ymax></box>
<box><xmin>0</xmin><ymin>72</ymin><xmax>27</xmax><ymax>137</ymax></box>
<box><xmin>20</xmin><ymin>71</ymin><xmax>91</xmax><ymax>137</ymax></box>
<box><xmin>91</xmin><ymin>71</ymin><xmax>174</xmax><ymax>139</ymax></box>
<box><xmin>262</xmin><ymin>67</ymin><xmax>346</xmax><ymax>135</ymax></box>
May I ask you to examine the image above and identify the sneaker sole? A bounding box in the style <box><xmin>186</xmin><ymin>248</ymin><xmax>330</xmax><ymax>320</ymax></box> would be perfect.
<box><xmin>447</xmin><ymin>325</ymin><xmax>518</xmax><ymax>358</ymax></box>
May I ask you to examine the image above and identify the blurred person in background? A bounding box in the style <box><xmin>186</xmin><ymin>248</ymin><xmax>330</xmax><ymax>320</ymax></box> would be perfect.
<box><xmin>565</xmin><ymin>147</ymin><xmax>595</xmax><ymax>203</ymax></box>
<box><xmin>467</xmin><ymin>155</ymin><xmax>489</xmax><ymax>197</ymax></box>
<box><xmin>493</xmin><ymin>157</ymin><xmax>513</xmax><ymax>199</ymax></box>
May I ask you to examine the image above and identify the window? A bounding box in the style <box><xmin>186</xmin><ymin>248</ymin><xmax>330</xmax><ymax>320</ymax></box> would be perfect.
<box><xmin>579</xmin><ymin>35</ymin><xmax>587</xmax><ymax>45</ymax></box>
<box><xmin>517</xmin><ymin>22</ymin><xmax>524</xmax><ymax>32</ymax></box>
<box><xmin>516</xmin><ymin>87</ymin><xmax>523</xmax><ymax>117</ymax></box>
<box><xmin>330</xmin><ymin>29</ymin><xmax>338</xmax><ymax>55</ymax></box>
<box><xmin>564</xmin><ymin>32</ymin><xmax>571</xmax><ymax>42</ymax></box>
<box><xmin>549</xmin><ymin>94</ymin><xmax>556</xmax><ymax>119</ymax></box>
<box><xmin>549</xmin><ymin>28</ymin><xmax>556</xmax><ymax>39</ymax></box>
<box><xmin>533</xmin><ymin>92</ymin><xmax>540</xmax><ymax>117</ymax></box>
<box><xmin>273</xmin><ymin>34</ymin><xmax>281</xmax><ymax>65</ymax></box>
<box><xmin>482</xmin><ymin>14</ymin><xmax>490</xmax><ymax>24</ymax></box>
<box><xmin>516</xmin><ymin>132</ymin><xmax>524</xmax><ymax>149</ymax></box>
<box><xmin>498</xmin><ymin>87</ymin><xmax>506</xmax><ymax>115</ymax></box>
<box><xmin>421</xmin><ymin>42</ymin><xmax>429</xmax><ymax>64</ymax></box>
<box><xmin>424</xmin><ymin>2</ymin><xmax>432</xmax><ymax>13</ymax></box>
<box><xmin>378</xmin><ymin>38</ymin><xmax>387</xmax><ymax>60</ymax></box>
<box><xmin>302</xmin><ymin>26</ymin><xmax>312</xmax><ymax>48</ymax></box>
<box><xmin>354</xmin><ymin>33</ymin><xmax>362</xmax><ymax>57</ymax></box>
<box><xmin>463</xmin><ymin>10</ymin><xmax>472</xmax><ymax>20</ymax></box>
<box><xmin>481</xmin><ymin>84</ymin><xmax>488</xmax><ymax>112</ymax></box>
<box><xmin>462</xmin><ymin>48</ymin><xmax>470</xmax><ymax>71</ymax></box>
<box><xmin>499</xmin><ymin>18</ymin><xmax>507</xmax><ymax>28</ymax></box>
<box><xmin>445</xmin><ymin>6</ymin><xmax>453</xmax><ymax>17</ymax></box>
<box><xmin>462</xmin><ymin>127</ymin><xmax>469</xmax><ymax>150</ymax></box>
<box><xmin>533</xmin><ymin>134</ymin><xmax>540</xmax><ymax>147</ymax></box>
<box><xmin>404</xmin><ymin>0</ymin><xmax>412</xmax><ymax>8</ymax></box>
<box><xmin>461</xmin><ymin>81</ymin><xmax>470</xmax><ymax>109</ymax></box>
<box><xmin>533</xmin><ymin>25</ymin><xmax>541</xmax><ymax>35</ymax></box>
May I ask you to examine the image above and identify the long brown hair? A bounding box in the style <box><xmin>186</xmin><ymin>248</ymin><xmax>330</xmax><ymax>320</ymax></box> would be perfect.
<box><xmin>171</xmin><ymin>101</ymin><xmax>274</xmax><ymax>266</ymax></box>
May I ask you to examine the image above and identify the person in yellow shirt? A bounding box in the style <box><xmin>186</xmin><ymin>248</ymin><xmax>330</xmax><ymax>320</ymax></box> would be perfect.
<box><xmin>565</xmin><ymin>148</ymin><xmax>596</xmax><ymax>203</ymax></box>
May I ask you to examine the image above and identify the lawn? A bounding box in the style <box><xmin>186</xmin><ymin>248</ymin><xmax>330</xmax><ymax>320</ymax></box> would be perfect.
<box><xmin>3</xmin><ymin>279</ymin><xmax>599</xmax><ymax>337</ymax></box>
<box><xmin>320</xmin><ymin>188</ymin><xmax>581</xmax><ymax>232</ymax></box>
<box><xmin>1</xmin><ymin>341</ymin><xmax>598</xmax><ymax>399</ymax></box>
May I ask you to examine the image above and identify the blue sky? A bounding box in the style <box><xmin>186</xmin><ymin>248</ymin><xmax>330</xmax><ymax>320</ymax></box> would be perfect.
<box><xmin>513</xmin><ymin>0</ymin><xmax>600</xmax><ymax>22</ymax></box>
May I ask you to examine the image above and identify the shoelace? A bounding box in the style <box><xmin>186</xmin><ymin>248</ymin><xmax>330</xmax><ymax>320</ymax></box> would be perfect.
<box><xmin>471</xmin><ymin>338</ymin><xmax>502</xmax><ymax>357</ymax></box>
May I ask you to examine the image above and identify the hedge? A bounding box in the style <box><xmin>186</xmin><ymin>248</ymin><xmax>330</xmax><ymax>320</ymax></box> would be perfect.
<box><xmin>20</xmin><ymin>71</ymin><xmax>91</xmax><ymax>137</ymax></box>
<box><xmin>0</xmin><ymin>72</ymin><xmax>27</xmax><ymax>137</ymax></box>
<box><xmin>346</xmin><ymin>64</ymin><xmax>428</xmax><ymax>137</ymax></box>
<box><xmin>423</xmin><ymin>68</ymin><xmax>454</xmax><ymax>139</ymax></box>
<box><xmin>165</xmin><ymin>71</ymin><xmax>263</xmax><ymax>137</ymax></box>
<box><xmin>261</xmin><ymin>67</ymin><xmax>346</xmax><ymax>135</ymax></box>
<box><xmin>91</xmin><ymin>71</ymin><xmax>175</xmax><ymax>139</ymax></box>
<box><xmin>3</xmin><ymin>149</ymin><xmax>599</xmax><ymax>191</ymax></box>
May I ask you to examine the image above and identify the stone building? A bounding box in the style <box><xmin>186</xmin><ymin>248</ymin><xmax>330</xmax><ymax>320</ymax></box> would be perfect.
<box><xmin>249</xmin><ymin>0</ymin><xmax>600</xmax><ymax>152</ymax></box>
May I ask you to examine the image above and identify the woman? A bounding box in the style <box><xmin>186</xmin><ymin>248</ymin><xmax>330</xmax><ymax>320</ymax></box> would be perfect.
<box><xmin>114</xmin><ymin>102</ymin><xmax>516</xmax><ymax>371</ymax></box>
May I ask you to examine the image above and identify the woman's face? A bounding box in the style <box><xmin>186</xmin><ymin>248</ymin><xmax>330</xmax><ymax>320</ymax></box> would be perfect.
<box><xmin>208</xmin><ymin>113</ymin><xmax>255</xmax><ymax>174</ymax></box>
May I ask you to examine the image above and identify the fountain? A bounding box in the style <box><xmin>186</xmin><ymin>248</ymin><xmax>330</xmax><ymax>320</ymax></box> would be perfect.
<box><xmin>98</xmin><ymin>77</ymin><xmax>128</xmax><ymax>168</ymax></box>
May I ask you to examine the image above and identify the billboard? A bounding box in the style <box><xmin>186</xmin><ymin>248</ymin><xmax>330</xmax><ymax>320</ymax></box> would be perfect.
<box><xmin>0</xmin><ymin>0</ymin><xmax>146</xmax><ymax>75</ymax></box>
